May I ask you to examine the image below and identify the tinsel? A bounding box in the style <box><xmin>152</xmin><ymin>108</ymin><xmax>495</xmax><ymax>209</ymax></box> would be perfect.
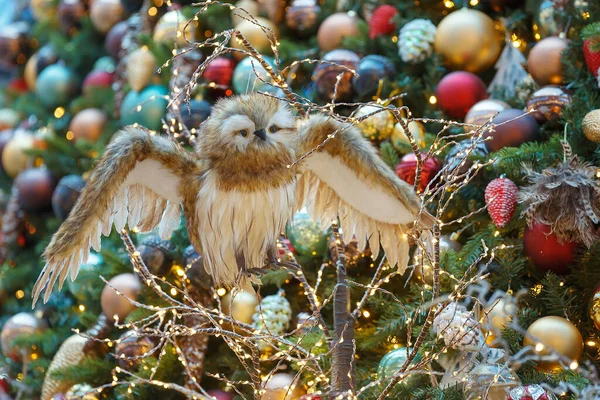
<box><xmin>252</xmin><ymin>290</ymin><xmax>292</xmax><ymax>337</ymax></box>
<box><xmin>433</xmin><ymin>303</ymin><xmax>483</xmax><ymax>352</ymax></box>
<box><xmin>519</xmin><ymin>141</ymin><xmax>600</xmax><ymax>247</ymax></box>
<box><xmin>397</xmin><ymin>19</ymin><xmax>436</xmax><ymax>64</ymax></box>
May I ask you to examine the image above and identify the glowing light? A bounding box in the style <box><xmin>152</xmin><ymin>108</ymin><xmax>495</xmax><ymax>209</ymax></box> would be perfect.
<box><xmin>429</xmin><ymin>95</ymin><xmax>437</xmax><ymax>105</ymax></box>
<box><xmin>469</xmin><ymin>0</ymin><xmax>478</xmax><ymax>4</ymax></box>
<box><xmin>444</xmin><ymin>0</ymin><xmax>454</xmax><ymax>7</ymax></box>
<box><xmin>170</xmin><ymin>288</ymin><xmax>178</xmax><ymax>296</ymax></box>
<box><xmin>569</xmin><ymin>361</ymin><xmax>578</xmax><ymax>370</ymax></box>
<box><xmin>535</xmin><ymin>343</ymin><xmax>544</xmax><ymax>352</ymax></box>
<box><xmin>54</xmin><ymin>107</ymin><xmax>65</xmax><ymax>118</ymax></box>
<box><xmin>148</xmin><ymin>6</ymin><xmax>158</xmax><ymax>16</ymax></box>
<box><xmin>15</xmin><ymin>290</ymin><xmax>24</xmax><ymax>299</ymax></box>
<box><xmin>217</xmin><ymin>288</ymin><xmax>227</xmax><ymax>296</ymax></box>
<box><xmin>362</xmin><ymin>310</ymin><xmax>371</xmax><ymax>318</ymax></box>
<box><xmin>79</xmin><ymin>304</ymin><xmax>86</xmax><ymax>312</ymax></box>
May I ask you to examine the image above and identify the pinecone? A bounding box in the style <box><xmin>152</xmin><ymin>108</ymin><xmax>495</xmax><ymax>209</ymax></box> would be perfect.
<box><xmin>485</xmin><ymin>178</ymin><xmax>519</xmax><ymax>228</ymax></box>
<box><xmin>398</xmin><ymin>19</ymin><xmax>437</xmax><ymax>64</ymax></box>
<box><xmin>0</xmin><ymin>186</ymin><xmax>26</xmax><ymax>264</ymax></box>
<box><xmin>582</xmin><ymin>22</ymin><xmax>600</xmax><ymax>76</ymax></box>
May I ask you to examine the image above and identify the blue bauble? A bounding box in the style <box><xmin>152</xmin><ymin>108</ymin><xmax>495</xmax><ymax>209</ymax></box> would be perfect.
<box><xmin>35</xmin><ymin>64</ymin><xmax>78</xmax><ymax>107</ymax></box>
<box><xmin>181</xmin><ymin>100</ymin><xmax>211</xmax><ymax>130</ymax></box>
<box><xmin>232</xmin><ymin>56</ymin><xmax>277</xmax><ymax>94</ymax></box>
<box><xmin>120</xmin><ymin>85</ymin><xmax>168</xmax><ymax>131</ymax></box>
<box><xmin>93</xmin><ymin>56</ymin><xmax>116</xmax><ymax>73</ymax></box>
<box><xmin>352</xmin><ymin>55</ymin><xmax>396</xmax><ymax>99</ymax></box>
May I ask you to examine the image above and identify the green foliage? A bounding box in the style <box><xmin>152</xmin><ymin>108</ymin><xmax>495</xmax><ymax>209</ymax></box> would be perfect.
<box><xmin>380</xmin><ymin>142</ymin><xmax>400</xmax><ymax>168</ymax></box>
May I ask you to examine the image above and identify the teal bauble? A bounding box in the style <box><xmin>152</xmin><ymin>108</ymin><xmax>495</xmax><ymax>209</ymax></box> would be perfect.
<box><xmin>377</xmin><ymin>347</ymin><xmax>422</xmax><ymax>390</ymax></box>
<box><xmin>232</xmin><ymin>56</ymin><xmax>277</xmax><ymax>94</ymax></box>
<box><xmin>286</xmin><ymin>210</ymin><xmax>328</xmax><ymax>258</ymax></box>
<box><xmin>35</xmin><ymin>64</ymin><xmax>78</xmax><ymax>108</ymax></box>
<box><xmin>67</xmin><ymin>252</ymin><xmax>103</xmax><ymax>303</ymax></box>
<box><xmin>93</xmin><ymin>56</ymin><xmax>116</xmax><ymax>73</ymax></box>
<box><xmin>120</xmin><ymin>85</ymin><xmax>168</xmax><ymax>131</ymax></box>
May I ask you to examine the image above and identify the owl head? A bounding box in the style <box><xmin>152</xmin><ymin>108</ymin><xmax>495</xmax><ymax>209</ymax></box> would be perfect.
<box><xmin>198</xmin><ymin>93</ymin><xmax>297</xmax><ymax>159</ymax></box>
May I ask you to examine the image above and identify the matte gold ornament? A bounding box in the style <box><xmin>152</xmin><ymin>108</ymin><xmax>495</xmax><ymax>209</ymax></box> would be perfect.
<box><xmin>222</xmin><ymin>290</ymin><xmax>258</xmax><ymax>324</ymax></box>
<box><xmin>126</xmin><ymin>47</ymin><xmax>156</xmax><ymax>92</ymax></box>
<box><xmin>391</xmin><ymin>120</ymin><xmax>426</xmax><ymax>151</ymax></box>
<box><xmin>464</xmin><ymin>99</ymin><xmax>510</xmax><ymax>129</ymax></box>
<box><xmin>582</xmin><ymin>109</ymin><xmax>600</xmax><ymax>143</ymax></box>
<box><xmin>69</xmin><ymin>108</ymin><xmax>107</xmax><ymax>143</ymax></box>
<box><xmin>434</xmin><ymin>8</ymin><xmax>503</xmax><ymax>73</ymax></box>
<box><xmin>526</xmin><ymin>86</ymin><xmax>571</xmax><ymax>124</ymax></box>
<box><xmin>231</xmin><ymin>0</ymin><xmax>260</xmax><ymax>27</ymax></box>
<box><xmin>261</xmin><ymin>373</ymin><xmax>306</xmax><ymax>400</ymax></box>
<box><xmin>100</xmin><ymin>273</ymin><xmax>141</xmax><ymax>322</ymax></box>
<box><xmin>232</xmin><ymin>17</ymin><xmax>277</xmax><ymax>58</ymax></box>
<box><xmin>589</xmin><ymin>287</ymin><xmax>600</xmax><ymax>331</ymax></box>
<box><xmin>527</xmin><ymin>37</ymin><xmax>569</xmax><ymax>86</ymax></box>
<box><xmin>153</xmin><ymin>10</ymin><xmax>199</xmax><ymax>46</ymax></box>
<box><xmin>41</xmin><ymin>335</ymin><xmax>88</xmax><ymax>400</ymax></box>
<box><xmin>90</xmin><ymin>0</ymin><xmax>124</xmax><ymax>34</ymax></box>
<box><xmin>523</xmin><ymin>316</ymin><xmax>583</xmax><ymax>371</ymax></box>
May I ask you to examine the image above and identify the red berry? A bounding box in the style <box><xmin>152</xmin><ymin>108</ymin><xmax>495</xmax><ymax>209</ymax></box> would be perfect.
<box><xmin>485</xmin><ymin>177</ymin><xmax>518</xmax><ymax>228</ymax></box>
<box><xmin>368</xmin><ymin>5</ymin><xmax>398</xmax><ymax>39</ymax></box>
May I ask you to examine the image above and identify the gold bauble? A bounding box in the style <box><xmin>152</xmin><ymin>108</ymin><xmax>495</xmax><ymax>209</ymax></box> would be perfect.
<box><xmin>0</xmin><ymin>108</ymin><xmax>20</xmax><ymax>130</ymax></box>
<box><xmin>126</xmin><ymin>47</ymin><xmax>156</xmax><ymax>92</ymax></box>
<box><xmin>523</xmin><ymin>316</ymin><xmax>583</xmax><ymax>371</ymax></box>
<box><xmin>1</xmin><ymin>312</ymin><xmax>46</xmax><ymax>361</ymax></box>
<box><xmin>527</xmin><ymin>37</ymin><xmax>569</xmax><ymax>86</ymax></box>
<box><xmin>434</xmin><ymin>9</ymin><xmax>503</xmax><ymax>73</ymax></box>
<box><xmin>463</xmin><ymin>363</ymin><xmax>521</xmax><ymax>400</ymax></box>
<box><xmin>582</xmin><ymin>109</ymin><xmax>600</xmax><ymax>143</ymax></box>
<box><xmin>69</xmin><ymin>108</ymin><xmax>107</xmax><ymax>143</ymax></box>
<box><xmin>2</xmin><ymin>132</ymin><xmax>38</xmax><ymax>178</ymax></box>
<box><xmin>232</xmin><ymin>0</ymin><xmax>260</xmax><ymax>26</ymax></box>
<box><xmin>222</xmin><ymin>289</ymin><xmax>258</xmax><ymax>324</ymax></box>
<box><xmin>589</xmin><ymin>287</ymin><xmax>600</xmax><ymax>330</ymax></box>
<box><xmin>317</xmin><ymin>12</ymin><xmax>360</xmax><ymax>52</ymax></box>
<box><xmin>24</xmin><ymin>52</ymin><xmax>39</xmax><ymax>91</ymax></box>
<box><xmin>481</xmin><ymin>297</ymin><xmax>517</xmax><ymax>346</ymax></box>
<box><xmin>101</xmin><ymin>273</ymin><xmax>141</xmax><ymax>323</ymax></box>
<box><xmin>261</xmin><ymin>373</ymin><xmax>305</xmax><ymax>400</ymax></box>
<box><xmin>464</xmin><ymin>99</ymin><xmax>510</xmax><ymax>129</ymax></box>
<box><xmin>41</xmin><ymin>335</ymin><xmax>88</xmax><ymax>400</ymax></box>
<box><xmin>31</xmin><ymin>0</ymin><xmax>57</xmax><ymax>22</ymax></box>
<box><xmin>355</xmin><ymin>105</ymin><xmax>396</xmax><ymax>141</ymax></box>
<box><xmin>391</xmin><ymin>120</ymin><xmax>426</xmax><ymax>151</ymax></box>
<box><xmin>153</xmin><ymin>10</ymin><xmax>199</xmax><ymax>47</ymax></box>
<box><xmin>90</xmin><ymin>0</ymin><xmax>124</xmax><ymax>34</ymax></box>
<box><xmin>232</xmin><ymin>17</ymin><xmax>278</xmax><ymax>58</ymax></box>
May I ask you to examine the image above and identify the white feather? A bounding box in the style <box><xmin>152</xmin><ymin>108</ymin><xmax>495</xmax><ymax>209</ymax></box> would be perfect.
<box><xmin>159</xmin><ymin>201</ymin><xmax>181</xmax><ymax>239</ymax></box>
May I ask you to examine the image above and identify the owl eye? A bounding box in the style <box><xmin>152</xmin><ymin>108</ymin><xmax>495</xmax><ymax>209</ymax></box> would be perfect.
<box><xmin>268</xmin><ymin>125</ymin><xmax>279</xmax><ymax>133</ymax></box>
<box><xmin>239</xmin><ymin>129</ymin><xmax>248</xmax><ymax>137</ymax></box>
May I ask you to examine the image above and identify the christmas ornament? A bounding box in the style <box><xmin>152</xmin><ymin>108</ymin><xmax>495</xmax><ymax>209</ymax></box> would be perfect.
<box><xmin>114</xmin><ymin>330</ymin><xmax>154</xmax><ymax>369</ymax></box>
<box><xmin>523</xmin><ymin>222</ymin><xmax>579</xmax><ymax>274</ymax></box>
<box><xmin>24</xmin><ymin>45</ymin><xmax>59</xmax><ymax>90</ymax></box>
<box><xmin>261</xmin><ymin>373</ymin><xmax>305</xmax><ymax>400</ymax></box>
<box><xmin>377</xmin><ymin>347</ymin><xmax>421</xmax><ymax>389</ymax></box>
<box><xmin>182</xmin><ymin>246</ymin><xmax>212</xmax><ymax>289</ymax></box>
<box><xmin>391</xmin><ymin>120</ymin><xmax>426</xmax><ymax>152</ymax></box>
<box><xmin>206</xmin><ymin>390</ymin><xmax>234</xmax><ymax>400</ymax></box>
<box><xmin>41</xmin><ymin>334</ymin><xmax>91</xmax><ymax>400</ymax></box>
<box><xmin>583</xmin><ymin>109</ymin><xmax>600</xmax><ymax>142</ymax></box>
<box><xmin>154</xmin><ymin>9</ymin><xmax>198</xmax><ymax>47</ymax></box>
<box><xmin>120</xmin><ymin>85</ymin><xmax>168</xmax><ymax>131</ymax></box>
<box><xmin>94</xmin><ymin>56</ymin><xmax>116</xmax><ymax>73</ymax></box>
<box><xmin>181</xmin><ymin>100</ymin><xmax>211</xmax><ymax>129</ymax></box>
<box><xmin>101</xmin><ymin>273</ymin><xmax>141</xmax><ymax>322</ymax></box>
<box><xmin>368</xmin><ymin>5</ymin><xmax>397</xmax><ymax>40</ymax></box>
<box><xmin>589</xmin><ymin>286</ymin><xmax>600</xmax><ymax>331</ymax></box>
<box><xmin>82</xmin><ymin>70</ymin><xmax>113</xmax><ymax>94</ymax></box>
<box><xmin>395</xmin><ymin>152</ymin><xmax>441</xmax><ymax>194</ymax></box>
<box><xmin>31</xmin><ymin>0</ymin><xmax>57</xmax><ymax>22</ymax></box>
<box><xmin>436</xmin><ymin>71</ymin><xmax>488</xmax><ymax>119</ymax></box>
<box><xmin>69</xmin><ymin>108</ymin><xmax>107</xmax><ymax>143</ymax></box>
<box><xmin>2</xmin><ymin>132</ymin><xmax>41</xmax><ymax>178</ymax></box>
<box><xmin>257</xmin><ymin>0</ymin><xmax>285</xmax><ymax>24</ymax></box>
<box><xmin>411</xmin><ymin>235</ymin><xmax>461</xmax><ymax>285</ymax></box>
<box><xmin>1</xmin><ymin>312</ymin><xmax>46</xmax><ymax>361</ymax></box>
<box><xmin>286</xmin><ymin>210</ymin><xmax>328</xmax><ymax>257</ymax></box>
<box><xmin>138</xmin><ymin>235</ymin><xmax>176</xmax><ymax>276</ymax></box>
<box><xmin>317</xmin><ymin>12</ymin><xmax>359</xmax><ymax>52</ymax></box>
<box><xmin>14</xmin><ymin>168</ymin><xmax>56</xmax><ymax>212</ymax></box>
<box><xmin>0</xmin><ymin>109</ymin><xmax>20</xmax><ymax>130</ymax></box>
<box><xmin>222</xmin><ymin>290</ymin><xmax>259</xmax><ymax>324</ymax></box>
<box><xmin>526</xmin><ymin>86</ymin><xmax>571</xmax><ymax>124</ymax></box>
<box><xmin>204</xmin><ymin>56</ymin><xmax>236</xmax><ymax>86</ymax></box>
<box><xmin>488</xmin><ymin>43</ymin><xmax>528</xmax><ymax>97</ymax></box>
<box><xmin>0</xmin><ymin>22</ymin><xmax>29</xmax><ymax>68</ymax></box>
<box><xmin>434</xmin><ymin>303</ymin><xmax>483</xmax><ymax>351</ymax></box>
<box><xmin>313</xmin><ymin>49</ymin><xmax>360</xmax><ymax>101</ymax></box>
<box><xmin>463</xmin><ymin>363</ymin><xmax>521</xmax><ymax>399</ymax></box>
<box><xmin>520</xmin><ymin>141</ymin><xmax>600</xmax><ymax>247</ymax></box>
<box><xmin>285</xmin><ymin>0</ymin><xmax>320</xmax><ymax>36</ymax></box>
<box><xmin>33</xmin><ymin>93</ymin><xmax>433</xmax><ymax>304</ymax></box>
<box><xmin>66</xmin><ymin>253</ymin><xmax>102</xmax><ymax>302</ymax></box>
<box><xmin>90</xmin><ymin>0</ymin><xmax>124</xmax><ymax>34</ymax></box>
<box><xmin>299</xmin><ymin>395</ymin><xmax>322</xmax><ymax>400</ymax></box>
<box><xmin>0</xmin><ymin>186</ymin><xmax>27</xmax><ymax>264</ymax></box>
<box><xmin>252</xmin><ymin>290</ymin><xmax>292</xmax><ymax>348</ymax></box>
<box><xmin>485</xmin><ymin>177</ymin><xmax>518</xmax><ymax>228</ymax></box>
<box><xmin>398</xmin><ymin>19</ymin><xmax>437</xmax><ymax>64</ymax></box>
<box><xmin>480</xmin><ymin>296</ymin><xmax>517</xmax><ymax>345</ymax></box>
<box><xmin>0</xmin><ymin>131</ymin><xmax>13</xmax><ymax>173</ymax></box>
<box><xmin>66</xmin><ymin>384</ymin><xmax>98</xmax><ymax>400</ymax></box>
<box><xmin>57</xmin><ymin>0</ymin><xmax>86</xmax><ymax>33</ymax></box>
<box><xmin>483</xmin><ymin>109</ymin><xmax>539</xmax><ymax>152</ymax></box>
<box><xmin>231</xmin><ymin>0</ymin><xmax>259</xmax><ymax>27</ymax></box>
<box><xmin>126</xmin><ymin>47</ymin><xmax>156</xmax><ymax>92</ymax></box>
<box><xmin>352</xmin><ymin>55</ymin><xmax>395</xmax><ymax>99</ymax></box>
<box><xmin>434</xmin><ymin>9</ymin><xmax>502</xmax><ymax>73</ymax></box>
<box><xmin>35</xmin><ymin>64</ymin><xmax>78</xmax><ymax>108</ymax></box>
<box><xmin>464</xmin><ymin>99</ymin><xmax>510</xmax><ymax>128</ymax></box>
<box><xmin>231</xmin><ymin>17</ymin><xmax>277</xmax><ymax>57</ymax></box>
<box><xmin>105</xmin><ymin>20</ymin><xmax>129</xmax><ymax>59</ymax></box>
<box><xmin>523</xmin><ymin>316</ymin><xmax>583</xmax><ymax>371</ymax></box>
<box><xmin>527</xmin><ymin>37</ymin><xmax>569</xmax><ymax>86</ymax></box>
<box><xmin>507</xmin><ymin>384</ymin><xmax>558</xmax><ymax>400</ymax></box>
<box><xmin>232</xmin><ymin>56</ymin><xmax>277</xmax><ymax>94</ymax></box>
<box><xmin>355</xmin><ymin>106</ymin><xmax>396</xmax><ymax>141</ymax></box>
<box><xmin>582</xmin><ymin>23</ymin><xmax>600</xmax><ymax>76</ymax></box>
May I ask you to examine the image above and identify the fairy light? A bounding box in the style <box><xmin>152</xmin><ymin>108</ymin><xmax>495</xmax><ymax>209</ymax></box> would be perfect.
<box><xmin>15</xmin><ymin>290</ymin><xmax>24</xmax><ymax>299</ymax></box>
<box><xmin>429</xmin><ymin>95</ymin><xmax>437</xmax><ymax>104</ymax></box>
<box><xmin>54</xmin><ymin>107</ymin><xmax>65</xmax><ymax>118</ymax></box>
<box><xmin>444</xmin><ymin>0</ymin><xmax>454</xmax><ymax>7</ymax></box>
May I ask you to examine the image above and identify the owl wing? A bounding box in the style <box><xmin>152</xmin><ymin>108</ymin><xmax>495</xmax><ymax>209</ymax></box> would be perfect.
<box><xmin>295</xmin><ymin>114</ymin><xmax>434</xmax><ymax>272</ymax></box>
<box><xmin>33</xmin><ymin>126</ymin><xmax>200</xmax><ymax>306</ymax></box>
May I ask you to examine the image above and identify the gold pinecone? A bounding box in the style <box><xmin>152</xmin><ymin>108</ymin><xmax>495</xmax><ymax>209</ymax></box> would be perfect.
<box><xmin>41</xmin><ymin>335</ymin><xmax>88</xmax><ymax>400</ymax></box>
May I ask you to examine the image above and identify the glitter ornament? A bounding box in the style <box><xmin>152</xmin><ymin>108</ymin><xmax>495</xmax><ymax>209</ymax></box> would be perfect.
<box><xmin>395</xmin><ymin>153</ymin><xmax>441</xmax><ymax>194</ymax></box>
<box><xmin>523</xmin><ymin>316</ymin><xmax>583</xmax><ymax>371</ymax></box>
<box><xmin>433</xmin><ymin>302</ymin><xmax>484</xmax><ymax>352</ymax></box>
<box><xmin>582</xmin><ymin>24</ymin><xmax>600</xmax><ymax>76</ymax></box>
<box><xmin>126</xmin><ymin>47</ymin><xmax>156</xmax><ymax>92</ymax></box>
<box><xmin>583</xmin><ymin>109</ymin><xmax>600</xmax><ymax>143</ymax></box>
<box><xmin>485</xmin><ymin>177</ymin><xmax>518</xmax><ymax>228</ymax></box>
<box><xmin>589</xmin><ymin>286</ymin><xmax>600</xmax><ymax>331</ymax></box>
<box><xmin>507</xmin><ymin>384</ymin><xmax>558</xmax><ymax>400</ymax></box>
<box><xmin>398</xmin><ymin>19</ymin><xmax>437</xmax><ymax>64</ymax></box>
<box><xmin>252</xmin><ymin>290</ymin><xmax>292</xmax><ymax>342</ymax></box>
<box><xmin>204</xmin><ymin>57</ymin><xmax>236</xmax><ymax>86</ymax></box>
<box><xmin>526</xmin><ymin>86</ymin><xmax>571</xmax><ymax>124</ymax></box>
<box><xmin>66</xmin><ymin>384</ymin><xmax>98</xmax><ymax>400</ymax></box>
<box><xmin>355</xmin><ymin>105</ymin><xmax>396</xmax><ymax>141</ymax></box>
<box><xmin>368</xmin><ymin>5</ymin><xmax>398</xmax><ymax>40</ymax></box>
<box><xmin>90</xmin><ymin>0</ymin><xmax>124</xmax><ymax>34</ymax></box>
<box><xmin>286</xmin><ymin>210</ymin><xmax>328</xmax><ymax>258</ymax></box>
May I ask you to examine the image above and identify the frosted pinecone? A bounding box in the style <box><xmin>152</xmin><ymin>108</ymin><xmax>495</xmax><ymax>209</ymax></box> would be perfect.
<box><xmin>398</xmin><ymin>19</ymin><xmax>437</xmax><ymax>63</ymax></box>
<box><xmin>515</xmin><ymin>74</ymin><xmax>538</xmax><ymax>103</ymax></box>
<box><xmin>252</xmin><ymin>290</ymin><xmax>292</xmax><ymax>336</ymax></box>
<box><xmin>433</xmin><ymin>303</ymin><xmax>484</xmax><ymax>352</ymax></box>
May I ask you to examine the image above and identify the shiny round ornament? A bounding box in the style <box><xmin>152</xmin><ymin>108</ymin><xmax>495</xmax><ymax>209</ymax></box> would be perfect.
<box><xmin>90</xmin><ymin>0</ymin><xmax>124</xmax><ymax>34</ymax></box>
<box><xmin>391</xmin><ymin>120</ymin><xmax>426</xmax><ymax>152</ymax></box>
<box><xmin>483</xmin><ymin>109</ymin><xmax>540</xmax><ymax>152</ymax></box>
<box><xmin>1</xmin><ymin>312</ymin><xmax>46</xmax><ymax>361</ymax></box>
<box><xmin>398</xmin><ymin>19</ymin><xmax>437</xmax><ymax>64</ymax></box>
<box><xmin>182</xmin><ymin>246</ymin><xmax>212</xmax><ymax>290</ymax></box>
<box><xmin>115</xmin><ymin>330</ymin><xmax>154</xmax><ymax>369</ymax></box>
<box><xmin>222</xmin><ymin>290</ymin><xmax>258</xmax><ymax>324</ymax></box>
<box><xmin>69</xmin><ymin>108</ymin><xmax>107</xmax><ymax>143</ymax></box>
<box><xmin>395</xmin><ymin>153</ymin><xmax>441</xmax><ymax>194</ymax></box>
<box><xmin>368</xmin><ymin>5</ymin><xmax>398</xmax><ymax>40</ymax></box>
<box><xmin>377</xmin><ymin>347</ymin><xmax>421</xmax><ymax>389</ymax></box>
<box><xmin>317</xmin><ymin>12</ymin><xmax>359</xmax><ymax>52</ymax></box>
<box><xmin>589</xmin><ymin>286</ymin><xmax>600</xmax><ymax>331</ymax></box>
<box><xmin>481</xmin><ymin>297</ymin><xmax>517</xmax><ymax>345</ymax></box>
<box><xmin>285</xmin><ymin>0</ymin><xmax>320</xmax><ymax>36</ymax></box>
<box><xmin>138</xmin><ymin>236</ymin><xmax>176</xmax><ymax>276</ymax></box>
<box><xmin>0</xmin><ymin>109</ymin><xmax>20</xmax><ymax>130</ymax></box>
<box><xmin>154</xmin><ymin>10</ymin><xmax>198</xmax><ymax>47</ymax></box>
<box><xmin>507</xmin><ymin>384</ymin><xmax>558</xmax><ymax>400</ymax></box>
<box><xmin>120</xmin><ymin>85</ymin><xmax>168</xmax><ymax>131</ymax></box>
<box><xmin>286</xmin><ymin>211</ymin><xmax>328</xmax><ymax>258</ymax></box>
<box><xmin>436</xmin><ymin>71</ymin><xmax>488</xmax><ymax>119</ymax></box>
<box><xmin>583</xmin><ymin>109</ymin><xmax>600</xmax><ymax>143</ymax></box>
<box><xmin>527</xmin><ymin>37</ymin><xmax>569</xmax><ymax>86</ymax></box>
<box><xmin>14</xmin><ymin>168</ymin><xmax>56</xmax><ymax>212</ymax></box>
<box><xmin>328</xmin><ymin>236</ymin><xmax>372</xmax><ymax>267</ymax></box>
<box><xmin>434</xmin><ymin>9</ymin><xmax>502</xmax><ymax>73</ymax></box>
<box><xmin>526</xmin><ymin>86</ymin><xmax>571</xmax><ymax>124</ymax></box>
<box><xmin>411</xmin><ymin>235</ymin><xmax>461</xmax><ymax>285</ymax></box>
<box><xmin>24</xmin><ymin>45</ymin><xmax>59</xmax><ymax>90</ymax></box>
<box><xmin>355</xmin><ymin>105</ymin><xmax>396</xmax><ymax>141</ymax></box>
<box><xmin>232</xmin><ymin>56</ymin><xmax>277</xmax><ymax>94</ymax></box>
<box><xmin>57</xmin><ymin>0</ymin><xmax>86</xmax><ymax>33</ymax></box>
<box><xmin>181</xmin><ymin>100</ymin><xmax>211</xmax><ymax>130</ymax></box>
<box><xmin>523</xmin><ymin>222</ymin><xmax>579</xmax><ymax>274</ymax></box>
<box><xmin>126</xmin><ymin>47</ymin><xmax>156</xmax><ymax>92</ymax></box>
<box><xmin>231</xmin><ymin>0</ymin><xmax>259</xmax><ymax>27</ymax></box>
<box><xmin>101</xmin><ymin>273</ymin><xmax>141</xmax><ymax>322</ymax></box>
<box><xmin>463</xmin><ymin>363</ymin><xmax>521</xmax><ymax>399</ymax></box>
<box><xmin>261</xmin><ymin>373</ymin><xmax>305</xmax><ymax>400</ymax></box>
<box><xmin>83</xmin><ymin>70</ymin><xmax>113</xmax><ymax>94</ymax></box>
<box><xmin>2</xmin><ymin>132</ymin><xmax>43</xmax><ymax>178</ymax></box>
<box><xmin>352</xmin><ymin>55</ymin><xmax>395</xmax><ymax>99</ymax></box>
<box><xmin>464</xmin><ymin>99</ymin><xmax>510</xmax><ymax>128</ymax></box>
<box><xmin>105</xmin><ymin>21</ymin><xmax>129</xmax><ymax>59</ymax></box>
<box><xmin>231</xmin><ymin>17</ymin><xmax>277</xmax><ymax>57</ymax></box>
<box><xmin>0</xmin><ymin>22</ymin><xmax>30</xmax><ymax>68</ymax></box>
<box><xmin>204</xmin><ymin>56</ymin><xmax>236</xmax><ymax>86</ymax></box>
<box><xmin>66</xmin><ymin>253</ymin><xmax>102</xmax><ymax>302</ymax></box>
<box><xmin>31</xmin><ymin>0</ymin><xmax>57</xmax><ymax>22</ymax></box>
<box><xmin>523</xmin><ymin>316</ymin><xmax>583</xmax><ymax>371</ymax></box>
<box><xmin>35</xmin><ymin>64</ymin><xmax>78</xmax><ymax>108</ymax></box>
<box><xmin>313</xmin><ymin>49</ymin><xmax>360</xmax><ymax>102</ymax></box>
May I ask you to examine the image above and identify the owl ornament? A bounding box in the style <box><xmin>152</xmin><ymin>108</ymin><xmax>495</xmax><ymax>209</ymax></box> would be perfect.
<box><xmin>33</xmin><ymin>94</ymin><xmax>433</xmax><ymax>305</ymax></box>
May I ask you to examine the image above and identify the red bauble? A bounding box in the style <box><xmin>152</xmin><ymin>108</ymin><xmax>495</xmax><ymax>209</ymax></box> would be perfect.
<box><xmin>485</xmin><ymin>177</ymin><xmax>518</xmax><ymax>228</ymax></box>
<box><xmin>523</xmin><ymin>222</ymin><xmax>579</xmax><ymax>274</ymax></box>
<box><xmin>395</xmin><ymin>153</ymin><xmax>441</xmax><ymax>194</ymax></box>
<box><xmin>83</xmin><ymin>70</ymin><xmax>113</xmax><ymax>94</ymax></box>
<box><xmin>483</xmin><ymin>108</ymin><xmax>540</xmax><ymax>152</ymax></box>
<box><xmin>9</xmin><ymin>78</ymin><xmax>29</xmax><ymax>93</ymax></box>
<box><xmin>206</xmin><ymin>390</ymin><xmax>234</xmax><ymax>400</ymax></box>
<box><xmin>584</xmin><ymin>38</ymin><xmax>600</xmax><ymax>76</ymax></box>
<box><xmin>299</xmin><ymin>396</ymin><xmax>323</xmax><ymax>400</ymax></box>
<box><xmin>203</xmin><ymin>57</ymin><xmax>236</xmax><ymax>87</ymax></box>
<box><xmin>369</xmin><ymin>5</ymin><xmax>398</xmax><ymax>39</ymax></box>
<box><xmin>0</xmin><ymin>377</ymin><xmax>8</xmax><ymax>392</ymax></box>
<box><xmin>435</xmin><ymin>71</ymin><xmax>488</xmax><ymax>119</ymax></box>
<box><xmin>14</xmin><ymin>168</ymin><xmax>57</xmax><ymax>212</ymax></box>
<box><xmin>507</xmin><ymin>384</ymin><xmax>558</xmax><ymax>400</ymax></box>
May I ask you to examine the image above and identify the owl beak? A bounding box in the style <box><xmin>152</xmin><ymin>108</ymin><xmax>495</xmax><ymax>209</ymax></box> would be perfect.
<box><xmin>253</xmin><ymin>129</ymin><xmax>267</xmax><ymax>141</ymax></box>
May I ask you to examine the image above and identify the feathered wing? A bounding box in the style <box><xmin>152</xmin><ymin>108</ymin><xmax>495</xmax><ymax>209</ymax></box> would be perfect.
<box><xmin>33</xmin><ymin>126</ymin><xmax>200</xmax><ymax>306</ymax></box>
<box><xmin>295</xmin><ymin>114</ymin><xmax>434</xmax><ymax>272</ymax></box>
